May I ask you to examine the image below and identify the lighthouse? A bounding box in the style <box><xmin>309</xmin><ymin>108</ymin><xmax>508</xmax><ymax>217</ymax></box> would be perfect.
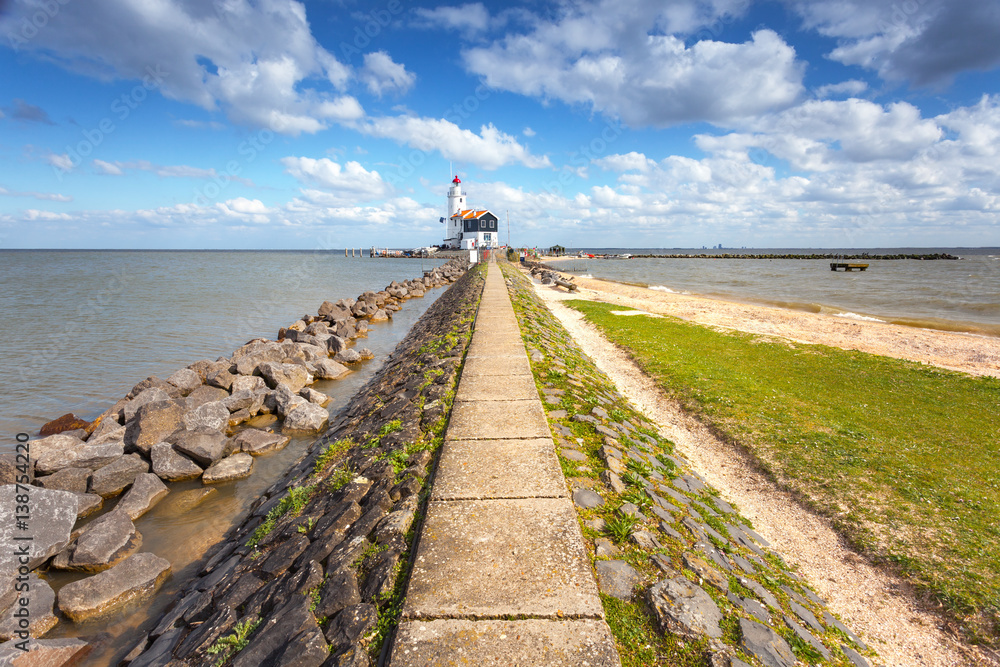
<box><xmin>442</xmin><ymin>175</ymin><xmax>499</xmax><ymax>250</ymax></box>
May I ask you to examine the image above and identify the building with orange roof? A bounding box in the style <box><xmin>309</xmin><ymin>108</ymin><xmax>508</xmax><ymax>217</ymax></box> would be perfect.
<box><xmin>441</xmin><ymin>176</ymin><xmax>500</xmax><ymax>249</ymax></box>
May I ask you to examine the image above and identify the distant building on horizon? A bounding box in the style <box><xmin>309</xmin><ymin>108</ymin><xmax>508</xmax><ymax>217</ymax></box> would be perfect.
<box><xmin>441</xmin><ymin>176</ymin><xmax>499</xmax><ymax>250</ymax></box>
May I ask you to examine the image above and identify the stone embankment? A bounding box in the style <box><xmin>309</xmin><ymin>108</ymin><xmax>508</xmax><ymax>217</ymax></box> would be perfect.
<box><xmin>0</xmin><ymin>260</ymin><xmax>468</xmax><ymax>662</ymax></box>
<box><xmin>628</xmin><ymin>253</ymin><xmax>960</xmax><ymax>260</ymax></box>
<box><xmin>120</xmin><ymin>264</ymin><xmax>484</xmax><ymax>665</ymax></box>
<box><xmin>502</xmin><ymin>261</ymin><xmax>876</xmax><ymax>667</ymax></box>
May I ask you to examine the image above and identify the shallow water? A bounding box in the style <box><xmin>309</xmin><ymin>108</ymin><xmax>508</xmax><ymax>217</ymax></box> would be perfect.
<box><xmin>555</xmin><ymin>248</ymin><xmax>1000</xmax><ymax>336</ymax></box>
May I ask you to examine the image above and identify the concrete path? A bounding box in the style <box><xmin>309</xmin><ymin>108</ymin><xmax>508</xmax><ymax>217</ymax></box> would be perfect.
<box><xmin>390</xmin><ymin>261</ymin><xmax>620</xmax><ymax>666</ymax></box>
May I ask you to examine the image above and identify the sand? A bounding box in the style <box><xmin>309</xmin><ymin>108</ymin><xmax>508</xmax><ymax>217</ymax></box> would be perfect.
<box><xmin>526</xmin><ymin>269</ymin><xmax>995</xmax><ymax>666</ymax></box>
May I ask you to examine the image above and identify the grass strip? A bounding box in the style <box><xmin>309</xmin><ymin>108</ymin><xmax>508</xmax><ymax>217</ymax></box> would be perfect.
<box><xmin>567</xmin><ymin>299</ymin><xmax>1000</xmax><ymax>643</ymax></box>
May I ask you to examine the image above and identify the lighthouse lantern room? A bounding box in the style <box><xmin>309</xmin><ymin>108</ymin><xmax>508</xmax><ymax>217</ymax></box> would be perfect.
<box><xmin>441</xmin><ymin>176</ymin><xmax>499</xmax><ymax>250</ymax></box>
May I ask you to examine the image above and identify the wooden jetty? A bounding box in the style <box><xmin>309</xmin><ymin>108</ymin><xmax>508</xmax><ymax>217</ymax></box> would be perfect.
<box><xmin>830</xmin><ymin>262</ymin><xmax>869</xmax><ymax>272</ymax></box>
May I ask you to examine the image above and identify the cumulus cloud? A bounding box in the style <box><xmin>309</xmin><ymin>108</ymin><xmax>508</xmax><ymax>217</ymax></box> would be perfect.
<box><xmin>354</xmin><ymin>115</ymin><xmax>551</xmax><ymax>170</ymax></box>
<box><xmin>360</xmin><ymin>52</ymin><xmax>416</xmax><ymax>97</ymax></box>
<box><xmin>0</xmin><ymin>0</ymin><xmax>355</xmax><ymax>135</ymax></box>
<box><xmin>281</xmin><ymin>157</ymin><xmax>391</xmax><ymax>204</ymax></box>
<box><xmin>462</xmin><ymin>0</ymin><xmax>802</xmax><ymax>127</ymax></box>
<box><xmin>814</xmin><ymin>80</ymin><xmax>868</xmax><ymax>98</ymax></box>
<box><xmin>788</xmin><ymin>0</ymin><xmax>1000</xmax><ymax>85</ymax></box>
<box><xmin>412</xmin><ymin>3</ymin><xmax>492</xmax><ymax>32</ymax></box>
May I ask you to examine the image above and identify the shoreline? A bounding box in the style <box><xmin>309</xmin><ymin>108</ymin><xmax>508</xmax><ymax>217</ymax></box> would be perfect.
<box><xmin>531</xmin><ymin>263</ymin><xmax>1000</xmax><ymax>379</ymax></box>
<box><xmin>526</xmin><ymin>271</ymin><xmax>979</xmax><ymax>666</ymax></box>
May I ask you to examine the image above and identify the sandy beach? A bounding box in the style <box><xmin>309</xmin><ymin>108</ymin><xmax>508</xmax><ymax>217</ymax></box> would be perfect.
<box><xmin>537</xmin><ymin>262</ymin><xmax>1000</xmax><ymax>379</ymax></box>
<box><xmin>527</xmin><ymin>266</ymin><xmax>995</xmax><ymax>666</ymax></box>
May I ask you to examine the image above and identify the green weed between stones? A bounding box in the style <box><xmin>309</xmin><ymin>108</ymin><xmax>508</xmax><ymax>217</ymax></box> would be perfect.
<box><xmin>601</xmin><ymin>593</ymin><xmax>710</xmax><ymax>667</ymax></box>
<box><xmin>206</xmin><ymin>616</ymin><xmax>260</xmax><ymax>666</ymax></box>
<box><xmin>313</xmin><ymin>437</ymin><xmax>353</xmax><ymax>476</ymax></box>
<box><xmin>568</xmin><ymin>298</ymin><xmax>1000</xmax><ymax>645</ymax></box>
<box><xmin>246</xmin><ymin>483</ymin><xmax>316</xmax><ymax>548</ymax></box>
<box><xmin>363</xmin><ymin>419</ymin><xmax>402</xmax><ymax>449</ymax></box>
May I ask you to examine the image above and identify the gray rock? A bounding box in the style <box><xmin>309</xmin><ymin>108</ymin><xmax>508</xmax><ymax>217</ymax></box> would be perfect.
<box><xmin>647</xmin><ymin>577</ymin><xmax>723</xmax><ymax>640</ymax></box>
<box><xmin>89</xmin><ymin>454</ymin><xmax>149</xmax><ymax>498</ymax></box>
<box><xmin>783</xmin><ymin>615</ymin><xmax>832</xmax><ymax>661</ymax></box>
<box><xmin>35</xmin><ymin>467</ymin><xmax>91</xmax><ymax>494</ymax></box>
<box><xmin>0</xmin><ymin>574</ymin><xmax>57</xmax><ymax>640</ymax></box>
<box><xmin>117</xmin><ymin>474</ymin><xmax>169</xmax><ymax>520</ymax></box>
<box><xmin>594</xmin><ymin>538</ymin><xmax>619</xmax><ymax>558</ymax></box>
<box><xmin>34</xmin><ymin>440</ymin><xmax>124</xmax><ymax>475</ymax></box>
<box><xmin>207</xmin><ymin>369</ymin><xmax>236</xmax><ymax>390</ymax></box>
<box><xmin>258</xmin><ymin>361</ymin><xmax>313</xmax><ymax>392</ymax></box>
<box><xmin>150</xmin><ymin>442</ymin><xmax>203</xmax><ymax>482</ymax></box>
<box><xmin>572</xmin><ymin>488</ymin><xmax>605</xmax><ymax>509</ymax></box>
<box><xmin>682</xmin><ymin>554</ymin><xmax>728</xmax><ymax>591</ymax></box>
<box><xmin>202</xmin><ymin>453</ymin><xmax>254</xmax><ymax>484</ymax></box>
<box><xmin>57</xmin><ymin>552</ymin><xmax>171</xmax><ymax>622</ymax></box>
<box><xmin>601</xmin><ymin>469</ymin><xmax>627</xmax><ymax>494</ymax></box>
<box><xmin>739</xmin><ymin>576</ymin><xmax>780</xmax><ymax>611</ymax></box>
<box><xmin>310</xmin><ymin>358</ymin><xmax>350</xmax><ymax>380</ymax></box>
<box><xmin>87</xmin><ymin>424</ymin><xmax>127</xmax><ymax>446</ymax></box>
<box><xmin>230</xmin><ymin>597</ymin><xmax>326</xmax><ymax>667</ymax></box>
<box><xmin>73</xmin><ymin>492</ymin><xmax>104</xmax><ymax>519</ymax></box>
<box><xmin>166</xmin><ymin>368</ymin><xmax>202</xmax><ymax>395</ymax></box>
<box><xmin>222</xmin><ymin>389</ymin><xmax>263</xmax><ymax>414</ymax></box>
<box><xmin>169</xmin><ymin>427</ymin><xmax>227</xmax><ymax>467</ymax></box>
<box><xmin>125</xmin><ymin>400</ymin><xmax>185</xmax><ymax>455</ymax></box>
<box><xmin>727</xmin><ymin>592</ymin><xmax>769</xmax><ymax>623</ymax></box>
<box><xmin>334</xmin><ymin>349</ymin><xmax>362</xmax><ymax>364</ymax></box>
<box><xmin>300</xmin><ymin>387</ymin><xmax>331</xmax><ymax>406</ymax></box>
<box><xmin>0</xmin><ymin>485</ymin><xmax>78</xmax><ymax>573</ymax></box>
<box><xmin>842</xmin><ymin>644</ymin><xmax>872</xmax><ymax>667</ymax></box>
<box><xmin>232</xmin><ymin>428</ymin><xmax>291</xmax><ymax>456</ymax></box>
<box><xmin>630</xmin><ymin>530</ymin><xmax>663</xmax><ymax>550</ymax></box>
<box><xmin>560</xmin><ymin>448</ymin><xmax>587</xmax><ymax>462</ymax></box>
<box><xmin>183</xmin><ymin>401</ymin><xmax>230</xmax><ymax>432</ymax></box>
<box><xmin>789</xmin><ymin>599</ymin><xmax>823</xmax><ymax>633</ymax></box>
<box><xmin>60</xmin><ymin>509</ymin><xmax>142</xmax><ymax>573</ymax></box>
<box><xmin>185</xmin><ymin>385</ymin><xmax>230</xmax><ymax>410</ymax></box>
<box><xmin>0</xmin><ymin>454</ymin><xmax>32</xmax><ymax>485</ymax></box>
<box><xmin>0</xmin><ymin>638</ymin><xmax>90</xmax><ymax>665</ymax></box>
<box><xmin>123</xmin><ymin>388</ymin><xmax>173</xmax><ymax>422</ymax></box>
<box><xmin>272</xmin><ymin>384</ymin><xmax>307</xmax><ymax>418</ymax></box>
<box><xmin>231</xmin><ymin>375</ymin><xmax>268</xmax><ymax>393</ymax></box>
<box><xmin>372</xmin><ymin>510</ymin><xmax>415</xmax><ymax>545</ymax></box>
<box><xmin>595</xmin><ymin>560</ymin><xmax>640</xmax><ymax>600</ymax></box>
<box><xmin>283</xmin><ymin>402</ymin><xmax>329</xmax><ymax>432</ymax></box>
<box><xmin>739</xmin><ymin>618</ymin><xmax>795</xmax><ymax>667</ymax></box>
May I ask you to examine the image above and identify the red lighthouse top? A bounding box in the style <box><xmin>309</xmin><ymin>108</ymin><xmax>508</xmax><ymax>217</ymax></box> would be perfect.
<box><xmin>452</xmin><ymin>175</ymin><xmax>461</xmax><ymax>184</ymax></box>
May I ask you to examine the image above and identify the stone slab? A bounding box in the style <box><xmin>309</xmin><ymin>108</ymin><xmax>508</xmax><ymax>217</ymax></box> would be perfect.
<box><xmin>467</xmin><ymin>339</ymin><xmax>529</xmax><ymax>358</ymax></box>
<box><xmin>461</xmin><ymin>354</ymin><xmax>533</xmax><ymax>377</ymax></box>
<box><xmin>447</xmin><ymin>399</ymin><xmax>549</xmax><ymax>440</ymax></box>
<box><xmin>455</xmin><ymin>373</ymin><xmax>539</xmax><ymax>402</ymax></box>
<box><xmin>433</xmin><ymin>439</ymin><xmax>567</xmax><ymax>500</ymax></box>
<box><xmin>402</xmin><ymin>498</ymin><xmax>602</xmax><ymax>619</ymax></box>
<box><xmin>391</xmin><ymin>618</ymin><xmax>620</xmax><ymax>667</ymax></box>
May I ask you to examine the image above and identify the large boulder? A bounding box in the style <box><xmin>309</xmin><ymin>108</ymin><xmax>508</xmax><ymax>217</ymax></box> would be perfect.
<box><xmin>310</xmin><ymin>359</ymin><xmax>350</xmax><ymax>380</ymax></box>
<box><xmin>202</xmin><ymin>453</ymin><xmax>254</xmax><ymax>484</ymax></box>
<box><xmin>334</xmin><ymin>349</ymin><xmax>361</xmax><ymax>364</ymax></box>
<box><xmin>57</xmin><ymin>552</ymin><xmax>171</xmax><ymax>623</ymax></box>
<box><xmin>89</xmin><ymin>454</ymin><xmax>149</xmax><ymax>498</ymax></box>
<box><xmin>0</xmin><ymin>638</ymin><xmax>90</xmax><ymax>665</ymax></box>
<box><xmin>595</xmin><ymin>560</ymin><xmax>641</xmax><ymax>600</ymax></box>
<box><xmin>232</xmin><ymin>429</ymin><xmax>290</xmax><ymax>456</ymax></box>
<box><xmin>34</xmin><ymin>441</ymin><xmax>124</xmax><ymax>475</ymax></box>
<box><xmin>271</xmin><ymin>385</ymin><xmax>307</xmax><ymax>418</ymax></box>
<box><xmin>222</xmin><ymin>390</ymin><xmax>264</xmax><ymax>415</ymax></box>
<box><xmin>168</xmin><ymin>428</ymin><xmax>227</xmax><ymax>467</ymax></box>
<box><xmin>231</xmin><ymin>375</ymin><xmax>267</xmax><ymax>393</ymax></box>
<box><xmin>0</xmin><ymin>486</ymin><xmax>77</xmax><ymax>572</ymax></box>
<box><xmin>183</xmin><ymin>401</ymin><xmax>230</xmax><ymax>432</ymax></box>
<box><xmin>185</xmin><ymin>385</ymin><xmax>230</xmax><ymax>410</ymax></box>
<box><xmin>318</xmin><ymin>301</ymin><xmax>352</xmax><ymax>321</ymax></box>
<box><xmin>150</xmin><ymin>443</ymin><xmax>203</xmax><ymax>482</ymax></box>
<box><xmin>125</xmin><ymin>400</ymin><xmax>185</xmax><ymax>456</ymax></box>
<box><xmin>646</xmin><ymin>577</ymin><xmax>723</xmax><ymax>640</ymax></box>
<box><xmin>51</xmin><ymin>510</ymin><xmax>141</xmax><ymax>573</ymax></box>
<box><xmin>740</xmin><ymin>618</ymin><xmax>796</xmax><ymax>667</ymax></box>
<box><xmin>117</xmin><ymin>474</ymin><xmax>169</xmax><ymax>520</ymax></box>
<box><xmin>0</xmin><ymin>574</ymin><xmax>57</xmax><ymax>640</ymax></box>
<box><xmin>258</xmin><ymin>362</ymin><xmax>313</xmax><ymax>392</ymax></box>
<box><xmin>35</xmin><ymin>467</ymin><xmax>90</xmax><ymax>494</ymax></box>
<box><xmin>29</xmin><ymin>433</ymin><xmax>84</xmax><ymax>465</ymax></box>
<box><xmin>126</xmin><ymin>376</ymin><xmax>180</xmax><ymax>400</ymax></box>
<box><xmin>283</xmin><ymin>403</ymin><xmax>329</xmax><ymax>433</ymax></box>
<box><xmin>123</xmin><ymin>388</ymin><xmax>173</xmax><ymax>422</ymax></box>
<box><xmin>166</xmin><ymin>368</ymin><xmax>202</xmax><ymax>395</ymax></box>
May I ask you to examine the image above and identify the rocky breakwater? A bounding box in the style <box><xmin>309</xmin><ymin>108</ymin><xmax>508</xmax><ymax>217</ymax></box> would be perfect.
<box><xmin>0</xmin><ymin>260</ymin><xmax>468</xmax><ymax>663</ymax></box>
<box><xmin>122</xmin><ymin>263</ymin><xmax>484</xmax><ymax>666</ymax></box>
<box><xmin>502</xmin><ymin>261</ymin><xmax>876</xmax><ymax>667</ymax></box>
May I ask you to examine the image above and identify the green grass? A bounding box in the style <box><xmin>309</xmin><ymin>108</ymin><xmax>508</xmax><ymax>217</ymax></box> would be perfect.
<box><xmin>246</xmin><ymin>483</ymin><xmax>317</xmax><ymax>548</ymax></box>
<box><xmin>313</xmin><ymin>438</ymin><xmax>353</xmax><ymax>476</ymax></box>
<box><xmin>601</xmin><ymin>593</ymin><xmax>711</xmax><ymax>666</ymax></box>
<box><xmin>206</xmin><ymin>617</ymin><xmax>260</xmax><ymax>665</ymax></box>
<box><xmin>568</xmin><ymin>299</ymin><xmax>1000</xmax><ymax>641</ymax></box>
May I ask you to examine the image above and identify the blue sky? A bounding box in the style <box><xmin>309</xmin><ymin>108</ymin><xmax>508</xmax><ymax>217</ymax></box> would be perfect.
<box><xmin>1</xmin><ymin>0</ymin><xmax>999</xmax><ymax>249</ymax></box>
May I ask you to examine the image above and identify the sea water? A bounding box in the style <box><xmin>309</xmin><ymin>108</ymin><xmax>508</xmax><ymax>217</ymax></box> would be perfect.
<box><xmin>555</xmin><ymin>248</ymin><xmax>1000</xmax><ymax>337</ymax></box>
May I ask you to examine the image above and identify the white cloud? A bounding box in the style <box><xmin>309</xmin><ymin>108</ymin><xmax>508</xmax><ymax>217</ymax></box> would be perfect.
<box><xmin>523</xmin><ymin>127</ymin><xmax>536</xmax><ymax>137</ymax></box>
<box><xmin>413</xmin><ymin>3</ymin><xmax>492</xmax><ymax>32</ymax></box>
<box><xmin>463</xmin><ymin>0</ymin><xmax>802</xmax><ymax>127</ymax></box>
<box><xmin>92</xmin><ymin>159</ymin><xmax>124</xmax><ymax>175</ymax></box>
<box><xmin>355</xmin><ymin>115</ymin><xmax>551</xmax><ymax>170</ymax></box>
<box><xmin>0</xmin><ymin>0</ymin><xmax>354</xmax><ymax>135</ymax></box>
<box><xmin>46</xmin><ymin>153</ymin><xmax>75</xmax><ymax>172</ymax></box>
<box><xmin>593</xmin><ymin>152</ymin><xmax>657</xmax><ymax>172</ymax></box>
<box><xmin>360</xmin><ymin>52</ymin><xmax>416</xmax><ymax>98</ymax></box>
<box><xmin>0</xmin><ymin>186</ymin><xmax>72</xmax><ymax>202</ymax></box>
<box><xmin>814</xmin><ymin>80</ymin><xmax>868</xmax><ymax>98</ymax></box>
<box><xmin>281</xmin><ymin>157</ymin><xmax>391</xmax><ymax>204</ymax></box>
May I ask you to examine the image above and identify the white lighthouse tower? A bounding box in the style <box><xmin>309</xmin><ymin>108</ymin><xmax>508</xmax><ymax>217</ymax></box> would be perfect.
<box><xmin>443</xmin><ymin>175</ymin><xmax>466</xmax><ymax>247</ymax></box>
